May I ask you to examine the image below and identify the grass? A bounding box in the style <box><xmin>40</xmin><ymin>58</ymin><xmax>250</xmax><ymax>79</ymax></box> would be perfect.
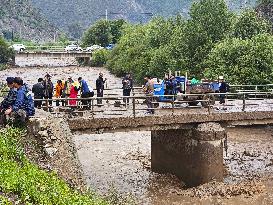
<box><xmin>0</xmin><ymin>64</ymin><xmax>9</xmax><ymax>71</ymax></box>
<box><xmin>0</xmin><ymin>195</ymin><xmax>12</xmax><ymax>205</ymax></box>
<box><xmin>0</xmin><ymin>127</ymin><xmax>109</xmax><ymax>205</ymax></box>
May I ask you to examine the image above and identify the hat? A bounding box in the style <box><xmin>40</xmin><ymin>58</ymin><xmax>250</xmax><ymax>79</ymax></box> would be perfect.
<box><xmin>218</xmin><ymin>76</ymin><xmax>224</xmax><ymax>80</ymax></box>
<box><xmin>6</xmin><ymin>77</ymin><xmax>14</xmax><ymax>84</ymax></box>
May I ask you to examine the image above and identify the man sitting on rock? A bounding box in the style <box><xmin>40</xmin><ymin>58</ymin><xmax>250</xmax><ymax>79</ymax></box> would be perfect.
<box><xmin>0</xmin><ymin>77</ymin><xmax>17</xmax><ymax>124</ymax></box>
<box><xmin>5</xmin><ymin>77</ymin><xmax>35</xmax><ymax>124</ymax></box>
<box><xmin>0</xmin><ymin>77</ymin><xmax>17</xmax><ymax>111</ymax></box>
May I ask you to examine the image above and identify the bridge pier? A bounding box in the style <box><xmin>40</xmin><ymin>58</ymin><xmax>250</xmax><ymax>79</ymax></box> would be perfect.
<box><xmin>151</xmin><ymin>122</ymin><xmax>226</xmax><ymax>187</ymax></box>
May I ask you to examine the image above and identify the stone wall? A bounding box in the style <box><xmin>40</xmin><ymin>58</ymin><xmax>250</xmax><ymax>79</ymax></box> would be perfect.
<box><xmin>28</xmin><ymin>113</ymin><xmax>86</xmax><ymax>188</ymax></box>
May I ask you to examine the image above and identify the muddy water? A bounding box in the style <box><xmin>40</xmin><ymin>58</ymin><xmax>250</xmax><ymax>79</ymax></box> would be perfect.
<box><xmin>73</xmin><ymin>126</ymin><xmax>273</xmax><ymax>205</ymax></box>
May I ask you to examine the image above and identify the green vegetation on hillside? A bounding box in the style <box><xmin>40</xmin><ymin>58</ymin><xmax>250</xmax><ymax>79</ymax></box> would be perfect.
<box><xmin>103</xmin><ymin>0</ymin><xmax>272</xmax><ymax>84</ymax></box>
<box><xmin>0</xmin><ymin>0</ymin><xmax>58</xmax><ymax>41</ymax></box>
<box><xmin>31</xmin><ymin>0</ymin><xmax>257</xmax><ymax>38</ymax></box>
<box><xmin>0</xmin><ymin>127</ymin><xmax>108</xmax><ymax>205</ymax></box>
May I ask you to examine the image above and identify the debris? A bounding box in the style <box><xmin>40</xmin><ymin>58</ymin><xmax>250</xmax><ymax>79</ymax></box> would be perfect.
<box><xmin>45</xmin><ymin>147</ymin><xmax>58</xmax><ymax>157</ymax></box>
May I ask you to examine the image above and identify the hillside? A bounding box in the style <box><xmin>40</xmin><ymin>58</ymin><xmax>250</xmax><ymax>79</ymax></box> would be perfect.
<box><xmin>0</xmin><ymin>0</ymin><xmax>58</xmax><ymax>42</ymax></box>
<box><xmin>256</xmin><ymin>0</ymin><xmax>273</xmax><ymax>24</ymax></box>
<box><xmin>31</xmin><ymin>0</ymin><xmax>257</xmax><ymax>38</ymax></box>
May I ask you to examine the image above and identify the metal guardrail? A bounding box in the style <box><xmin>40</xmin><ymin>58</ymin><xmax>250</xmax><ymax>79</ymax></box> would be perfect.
<box><xmin>33</xmin><ymin>91</ymin><xmax>273</xmax><ymax>118</ymax></box>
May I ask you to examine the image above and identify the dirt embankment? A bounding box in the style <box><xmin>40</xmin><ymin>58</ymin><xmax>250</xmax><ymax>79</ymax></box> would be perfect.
<box><xmin>26</xmin><ymin>109</ymin><xmax>86</xmax><ymax>189</ymax></box>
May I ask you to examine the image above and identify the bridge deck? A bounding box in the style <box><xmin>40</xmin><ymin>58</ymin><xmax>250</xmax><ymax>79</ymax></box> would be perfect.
<box><xmin>68</xmin><ymin>110</ymin><xmax>273</xmax><ymax>132</ymax></box>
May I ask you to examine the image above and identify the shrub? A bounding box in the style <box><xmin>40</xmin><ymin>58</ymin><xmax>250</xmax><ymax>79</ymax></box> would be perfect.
<box><xmin>205</xmin><ymin>34</ymin><xmax>273</xmax><ymax>84</ymax></box>
<box><xmin>0</xmin><ymin>36</ymin><xmax>14</xmax><ymax>64</ymax></box>
<box><xmin>92</xmin><ymin>49</ymin><xmax>110</xmax><ymax>67</ymax></box>
<box><xmin>0</xmin><ymin>195</ymin><xmax>12</xmax><ymax>205</ymax></box>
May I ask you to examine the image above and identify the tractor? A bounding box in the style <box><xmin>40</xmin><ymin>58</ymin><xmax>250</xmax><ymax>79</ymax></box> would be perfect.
<box><xmin>153</xmin><ymin>72</ymin><xmax>219</xmax><ymax>108</ymax></box>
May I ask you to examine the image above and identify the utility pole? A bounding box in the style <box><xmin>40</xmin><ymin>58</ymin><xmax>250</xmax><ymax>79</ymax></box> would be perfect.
<box><xmin>19</xmin><ymin>27</ymin><xmax>22</xmax><ymax>39</ymax></box>
<box><xmin>244</xmin><ymin>0</ymin><xmax>248</xmax><ymax>8</ymax></box>
<box><xmin>105</xmin><ymin>9</ymin><xmax>108</xmax><ymax>21</ymax></box>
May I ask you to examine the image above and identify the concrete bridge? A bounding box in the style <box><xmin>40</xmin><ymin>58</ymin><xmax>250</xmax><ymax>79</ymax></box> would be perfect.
<box><xmin>67</xmin><ymin>110</ymin><xmax>273</xmax><ymax>187</ymax></box>
<box><xmin>13</xmin><ymin>52</ymin><xmax>92</xmax><ymax>66</ymax></box>
<box><xmin>15</xmin><ymin>51</ymin><xmax>92</xmax><ymax>58</ymax></box>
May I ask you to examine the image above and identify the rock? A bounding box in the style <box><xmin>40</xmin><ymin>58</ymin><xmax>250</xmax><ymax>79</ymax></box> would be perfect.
<box><xmin>50</xmin><ymin>135</ymin><xmax>57</xmax><ymax>140</ymax></box>
<box><xmin>44</xmin><ymin>143</ymin><xmax>52</xmax><ymax>148</ymax></box>
<box><xmin>45</xmin><ymin>147</ymin><xmax>58</xmax><ymax>157</ymax></box>
<box><xmin>38</xmin><ymin>130</ymin><xmax>49</xmax><ymax>138</ymax></box>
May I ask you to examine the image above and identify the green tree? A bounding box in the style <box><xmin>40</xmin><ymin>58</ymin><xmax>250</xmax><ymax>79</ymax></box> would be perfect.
<box><xmin>205</xmin><ymin>34</ymin><xmax>273</xmax><ymax>84</ymax></box>
<box><xmin>107</xmin><ymin>17</ymin><xmax>182</xmax><ymax>83</ymax></box>
<box><xmin>232</xmin><ymin>10</ymin><xmax>270</xmax><ymax>39</ymax></box>
<box><xmin>0</xmin><ymin>36</ymin><xmax>13</xmax><ymax>64</ymax></box>
<box><xmin>107</xmin><ymin>24</ymin><xmax>150</xmax><ymax>81</ymax></box>
<box><xmin>183</xmin><ymin>0</ymin><xmax>233</xmax><ymax>75</ymax></box>
<box><xmin>110</xmin><ymin>19</ymin><xmax>127</xmax><ymax>44</ymax></box>
<box><xmin>57</xmin><ymin>33</ymin><xmax>70</xmax><ymax>45</ymax></box>
<box><xmin>82</xmin><ymin>20</ymin><xmax>112</xmax><ymax>47</ymax></box>
<box><xmin>189</xmin><ymin>0</ymin><xmax>232</xmax><ymax>43</ymax></box>
<box><xmin>91</xmin><ymin>49</ymin><xmax>110</xmax><ymax>67</ymax></box>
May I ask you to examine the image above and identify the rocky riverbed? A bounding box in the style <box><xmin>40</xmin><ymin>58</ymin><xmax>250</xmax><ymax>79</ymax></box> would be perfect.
<box><xmin>0</xmin><ymin>66</ymin><xmax>122</xmax><ymax>92</ymax></box>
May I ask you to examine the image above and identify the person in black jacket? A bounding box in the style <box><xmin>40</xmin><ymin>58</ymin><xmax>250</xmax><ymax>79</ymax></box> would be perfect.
<box><xmin>43</xmin><ymin>74</ymin><xmax>54</xmax><ymax>106</ymax></box>
<box><xmin>122</xmin><ymin>73</ymin><xmax>133</xmax><ymax>105</ymax></box>
<box><xmin>96</xmin><ymin>73</ymin><xmax>107</xmax><ymax>105</ymax></box>
<box><xmin>32</xmin><ymin>78</ymin><xmax>44</xmax><ymax>108</ymax></box>
<box><xmin>218</xmin><ymin>76</ymin><xmax>229</xmax><ymax>105</ymax></box>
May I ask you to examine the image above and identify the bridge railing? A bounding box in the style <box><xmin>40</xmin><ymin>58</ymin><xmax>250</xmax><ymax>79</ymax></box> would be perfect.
<box><xmin>32</xmin><ymin>91</ymin><xmax>273</xmax><ymax>118</ymax></box>
<box><xmin>25</xmin><ymin>46</ymin><xmax>65</xmax><ymax>52</ymax></box>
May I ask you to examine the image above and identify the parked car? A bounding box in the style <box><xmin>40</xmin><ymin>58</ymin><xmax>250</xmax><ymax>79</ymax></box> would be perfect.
<box><xmin>105</xmin><ymin>44</ymin><xmax>115</xmax><ymax>50</ymax></box>
<box><xmin>10</xmin><ymin>44</ymin><xmax>26</xmax><ymax>52</ymax></box>
<box><xmin>85</xmin><ymin>45</ymin><xmax>104</xmax><ymax>52</ymax></box>
<box><xmin>65</xmin><ymin>45</ymin><xmax>83</xmax><ymax>52</ymax></box>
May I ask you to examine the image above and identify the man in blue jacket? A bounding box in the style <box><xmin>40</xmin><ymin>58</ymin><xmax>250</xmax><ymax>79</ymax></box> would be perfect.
<box><xmin>5</xmin><ymin>77</ymin><xmax>35</xmax><ymax>123</ymax></box>
<box><xmin>78</xmin><ymin>77</ymin><xmax>94</xmax><ymax>109</ymax></box>
<box><xmin>0</xmin><ymin>77</ymin><xmax>17</xmax><ymax>111</ymax></box>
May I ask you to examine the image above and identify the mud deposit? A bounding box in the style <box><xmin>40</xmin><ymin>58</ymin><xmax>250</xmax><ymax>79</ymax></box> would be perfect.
<box><xmin>74</xmin><ymin>126</ymin><xmax>273</xmax><ymax>205</ymax></box>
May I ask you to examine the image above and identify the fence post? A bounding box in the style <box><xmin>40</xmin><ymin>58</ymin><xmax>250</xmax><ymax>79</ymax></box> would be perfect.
<box><xmin>242</xmin><ymin>93</ymin><xmax>246</xmax><ymax>111</ymax></box>
<box><xmin>91</xmin><ymin>98</ymin><xmax>94</xmax><ymax>117</ymax></box>
<box><xmin>207</xmin><ymin>94</ymin><xmax>211</xmax><ymax>114</ymax></box>
<box><xmin>46</xmin><ymin>99</ymin><xmax>49</xmax><ymax>112</ymax></box>
<box><xmin>172</xmin><ymin>95</ymin><xmax>175</xmax><ymax>115</ymax></box>
<box><xmin>132</xmin><ymin>97</ymin><xmax>136</xmax><ymax>118</ymax></box>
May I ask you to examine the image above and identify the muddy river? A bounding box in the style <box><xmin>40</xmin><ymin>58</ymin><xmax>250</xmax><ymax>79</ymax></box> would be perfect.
<box><xmin>74</xmin><ymin>126</ymin><xmax>273</xmax><ymax>205</ymax></box>
<box><xmin>1</xmin><ymin>66</ymin><xmax>273</xmax><ymax>204</ymax></box>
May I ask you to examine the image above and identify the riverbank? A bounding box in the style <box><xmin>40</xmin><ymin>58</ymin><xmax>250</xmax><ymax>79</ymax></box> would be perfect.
<box><xmin>0</xmin><ymin>126</ymin><xmax>108</xmax><ymax>205</ymax></box>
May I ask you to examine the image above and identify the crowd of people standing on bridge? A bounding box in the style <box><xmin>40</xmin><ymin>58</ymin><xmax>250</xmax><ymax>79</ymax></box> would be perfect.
<box><xmin>0</xmin><ymin>72</ymin><xmax>230</xmax><ymax>125</ymax></box>
<box><xmin>31</xmin><ymin>73</ymin><xmax>110</xmax><ymax>109</ymax></box>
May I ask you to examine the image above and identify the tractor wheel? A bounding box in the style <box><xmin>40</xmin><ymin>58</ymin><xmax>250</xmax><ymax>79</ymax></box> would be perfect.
<box><xmin>154</xmin><ymin>97</ymin><xmax>160</xmax><ymax>108</ymax></box>
<box><xmin>201</xmin><ymin>94</ymin><xmax>215</xmax><ymax>108</ymax></box>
